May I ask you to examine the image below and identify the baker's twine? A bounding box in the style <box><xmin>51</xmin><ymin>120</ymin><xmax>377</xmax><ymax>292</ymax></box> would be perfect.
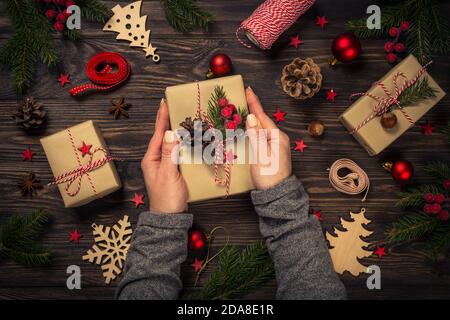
<box><xmin>69</xmin><ymin>52</ymin><xmax>131</xmax><ymax>96</ymax></box>
<box><xmin>328</xmin><ymin>158</ymin><xmax>370</xmax><ymax>202</ymax></box>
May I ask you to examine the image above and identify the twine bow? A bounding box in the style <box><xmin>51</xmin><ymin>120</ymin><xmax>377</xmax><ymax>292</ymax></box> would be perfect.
<box><xmin>349</xmin><ymin>61</ymin><xmax>432</xmax><ymax>134</ymax></box>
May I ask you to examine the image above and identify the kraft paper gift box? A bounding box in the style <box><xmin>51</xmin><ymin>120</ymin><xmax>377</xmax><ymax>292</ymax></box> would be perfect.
<box><xmin>339</xmin><ymin>54</ymin><xmax>446</xmax><ymax>156</ymax></box>
<box><xmin>41</xmin><ymin>120</ymin><xmax>121</xmax><ymax>208</ymax></box>
<box><xmin>165</xmin><ymin>75</ymin><xmax>255</xmax><ymax>202</ymax></box>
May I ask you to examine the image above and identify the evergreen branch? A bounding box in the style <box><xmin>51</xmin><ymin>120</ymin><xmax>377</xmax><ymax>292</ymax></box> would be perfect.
<box><xmin>424</xmin><ymin>161</ymin><xmax>450</xmax><ymax>181</ymax></box>
<box><xmin>185</xmin><ymin>241</ymin><xmax>274</xmax><ymax>300</ymax></box>
<box><xmin>396</xmin><ymin>184</ymin><xmax>444</xmax><ymax>209</ymax></box>
<box><xmin>396</xmin><ymin>77</ymin><xmax>438</xmax><ymax>108</ymax></box>
<box><xmin>77</xmin><ymin>0</ymin><xmax>110</xmax><ymax>23</ymax></box>
<box><xmin>64</xmin><ymin>29</ymin><xmax>82</xmax><ymax>41</ymax></box>
<box><xmin>424</xmin><ymin>225</ymin><xmax>450</xmax><ymax>260</ymax></box>
<box><xmin>162</xmin><ymin>0</ymin><xmax>214</xmax><ymax>33</ymax></box>
<box><xmin>441</xmin><ymin>122</ymin><xmax>450</xmax><ymax>143</ymax></box>
<box><xmin>386</xmin><ymin>212</ymin><xmax>439</xmax><ymax>244</ymax></box>
<box><xmin>207</xmin><ymin>85</ymin><xmax>226</xmax><ymax>130</ymax></box>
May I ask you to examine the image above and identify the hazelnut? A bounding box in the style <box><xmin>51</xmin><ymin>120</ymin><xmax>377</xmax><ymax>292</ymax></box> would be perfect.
<box><xmin>308</xmin><ymin>120</ymin><xmax>325</xmax><ymax>137</ymax></box>
<box><xmin>380</xmin><ymin>112</ymin><xmax>397</xmax><ymax>129</ymax></box>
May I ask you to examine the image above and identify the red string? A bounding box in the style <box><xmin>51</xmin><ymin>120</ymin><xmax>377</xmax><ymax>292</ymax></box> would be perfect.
<box><xmin>236</xmin><ymin>0</ymin><xmax>316</xmax><ymax>50</ymax></box>
<box><xmin>69</xmin><ymin>52</ymin><xmax>131</xmax><ymax>96</ymax></box>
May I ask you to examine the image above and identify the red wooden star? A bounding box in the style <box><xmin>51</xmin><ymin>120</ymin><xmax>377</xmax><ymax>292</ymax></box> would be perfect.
<box><xmin>272</xmin><ymin>108</ymin><xmax>287</xmax><ymax>123</ymax></box>
<box><xmin>22</xmin><ymin>148</ymin><xmax>35</xmax><ymax>161</ymax></box>
<box><xmin>130</xmin><ymin>193</ymin><xmax>145</xmax><ymax>208</ymax></box>
<box><xmin>69</xmin><ymin>230</ymin><xmax>82</xmax><ymax>243</ymax></box>
<box><xmin>420</xmin><ymin>121</ymin><xmax>434</xmax><ymax>135</ymax></box>
<box><xmin>191</xmin><ymin>258</ymin><xmax>203</xmax><ymax>273</ymax></box>
<box><xmin>374</xmin><ymin>246</ymin><xmax>387</xmax><ymax>258</ymax></box>
<box><xmin>312</xmin><ymin>209</ymin><xmax>323</xmax><ymax>221</ymax></box>
<box><xmin>288</xmin><ymin>35</ymin><xmax>303</xmax><ymax>48</ymax></box>
<box><xmin>316</xmin><ymin>16</ymin><xmax>329</xmax><ymax>29</ymax></box>
<box><xmin>57</xmin><ymin>73</ymin><xmax>71</xmax><ymax>87</ymax></box>
<box><xmin>77</xmin><ymin>141</ymin><xmax>92</xmax><ymax>157</ymax></box>
<box><xmin>326</xmin><ymin>89</ymin><xmax>338</xmax><ymax>102</ymax></box>
<box><xmin>294</xmin><ymin>139</ymin><xmax>308</xmax><ymax>152</ymax></box>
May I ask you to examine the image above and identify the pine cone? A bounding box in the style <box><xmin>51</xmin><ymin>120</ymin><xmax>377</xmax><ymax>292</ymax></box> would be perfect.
<box><xmin>281</xmin><ymin>57</ymin><xmax>322</xmax><ymax>100</ymax></box>
<box><xmin>12</xmin><ymin>97</ymin><xmax>47</xmax><ymax>130</ymax></box>
<box><xmin>179</xmin><ymin>117</ymin><xmax>212</xmax><ymax>148</ymax></box>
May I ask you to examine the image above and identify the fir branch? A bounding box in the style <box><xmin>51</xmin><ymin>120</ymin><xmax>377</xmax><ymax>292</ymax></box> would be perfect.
<box><xmin>386</xmin><ymin>212</ymin><xmax>439</xmax><ymax>244</ymax></box>
<box><xmin>77</xmin><ymin>0</ymin><xmax>110</xmax><ymax>23</ymax></box>
<box><xmin>185</xmin><ymin>241</ymin><xmax>274</xmax><ymax>300</ymax></box>
<box><xmin>0</xmin><ymin>209</ymin><xmax>51</xmax><ymax>266</ymax></box>
<box><xmin>424</xmin><ymin>161</ymin><xmax>450</xmax><ymax>181</ymax></box>
<box><xmin>442</xmin><ymin>122</ymin><xmax>450</xmax><ymax>143</ymax></box>
<box><xmin>207</xmin><ymin>85</ymin><xmax>226</xmax><ymax>130</ymax></box>
<box><xmin>424</xmin><ymin>225</ymin><xmax>450</xmax><ymax>260</ymax></box>
<box><xmin>162</xmin><ymin>0</ymin><xmax>214</xmax><ymax>33</ymax></box>
<box><xmin>396</xmin><ymin>77</ymin><xmax>438</xmax><ymax>108</ymax></box>
<box><xmin>397</xmin><ymin>184</ymin><xmax>444</xmax><ymax>209</ymax></box>
<box><xmin>64</xmin><ymin>29</ymin><xmax>82</xmax><ymax>41</ymax></box>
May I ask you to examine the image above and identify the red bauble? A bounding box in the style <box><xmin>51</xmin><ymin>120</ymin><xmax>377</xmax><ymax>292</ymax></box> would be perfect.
<box><xmin>331</xmin><ymin>33</ymin><xmax>361</xmax><ymax>64</ymax></box>
<box><xmin>383</xmin><ymin>160</ymin><xmax>414</xmax><ymax>182</ymax></box>
<box><xmin>188</xmin><ymin>228</ymin><xmax>207</xmax><ymax>251</ymax></box>
<box><xmin>208</xmin><ymin>53</ymin><xmax>232</xmax><ymax>78</ymax></box>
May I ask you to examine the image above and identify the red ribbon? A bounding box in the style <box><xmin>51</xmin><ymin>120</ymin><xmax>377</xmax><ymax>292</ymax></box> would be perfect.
<box><xmin>69</xmin><ymin>52</ymin><xmax>131</xmax><ymax>96</ymax></box>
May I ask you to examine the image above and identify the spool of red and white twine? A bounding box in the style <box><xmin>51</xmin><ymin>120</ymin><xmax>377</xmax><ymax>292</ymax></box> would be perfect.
<box><xmin>236</xmin><ymin>0</ymin><xmax>316</xmax><ymax>50</ymax></box>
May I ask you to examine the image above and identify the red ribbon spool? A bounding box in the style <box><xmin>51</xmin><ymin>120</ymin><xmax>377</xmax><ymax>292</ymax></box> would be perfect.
<box><xmin>69</xmin><ymin>52</ymin><xmax>131</xmax><ymax>96</ymax></box>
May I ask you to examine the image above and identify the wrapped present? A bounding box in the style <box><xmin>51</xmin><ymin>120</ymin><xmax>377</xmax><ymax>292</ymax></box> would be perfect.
<box><xmin>41</xmin><ymin>120</ymin><xmax>121</xmax><ymax>207</ymax></box>
<box><xmin>339</xmin><ymin>54</ymin><xmax>446</xmax><ymax>156</ymax></box>
<box><xmin>166</xmin><ymin>75</ymin><xmax>254</xmax><ymax>202</ymax></box>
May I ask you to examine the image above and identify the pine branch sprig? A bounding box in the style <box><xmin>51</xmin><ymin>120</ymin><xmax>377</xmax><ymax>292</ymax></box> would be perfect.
<box><xmin>397</xmin><ymin>184</ymin><xmax>445</xmax><ymax>209</ymax></box>
<box><xmin>396</xmin><ymin>77</ymin><xmax>438</xmax><ymax>108</ymax></box>
<box><xmin>424</xmin><ymin>161</ymin><xmax>450</xmax><ymax>181</ymax></box>
<box><xmin>207</xmin><ymin>85</ymin><xmax>226</xmax><ymax>130</ymax></box>
<box><xmin>424</xmin><ymin>225</ymin><xmax>450</xmax><ymax>260</ymax></box>
<box><xmin>162</xmin><ymin>0</ymin><xmax>214</xmax><ymax>33</ymax></box>
<box><xmin>386</xmin><ymin>212</ymin><xmax>439</xmax><ymax>244</ymax></box>
<box><xmin>442</xmin><ymin>122</ymin><xmax>450</xmax><ymax>143</ymax></box>
<box><xmin>77</xmin><ymin>0</ymin><xmax>110</xmax><ymax>23</ymax></box>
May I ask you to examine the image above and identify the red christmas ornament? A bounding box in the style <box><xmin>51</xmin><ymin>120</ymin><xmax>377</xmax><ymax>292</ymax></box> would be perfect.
<box><xmin>188</xmin><ymin>228</ymin><xmax>207</xmax><ymax>251</ymax></box>
<box><xmin>383</xmin><ymin>160</ymin><xmax>414</xmax><ymax>183</ymax></box>
<box><xmin>329</xmin><ymin>33</ymin><xmax>361</xmax><ymax>65</ymax></box>
<box><xmin>206</xmin><ymin>53</ymin><xmax>232</xmax><ymax>78</ymax></box>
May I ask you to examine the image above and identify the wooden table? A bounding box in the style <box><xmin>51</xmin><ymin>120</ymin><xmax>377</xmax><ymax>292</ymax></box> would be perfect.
<box><xmin>0</xmin><ymin>0</ymin><xmax>449</xmax><ymax>300</ymax></box>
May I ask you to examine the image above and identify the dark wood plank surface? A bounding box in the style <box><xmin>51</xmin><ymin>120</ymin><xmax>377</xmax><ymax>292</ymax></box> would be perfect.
<box><xmin>0</xmin><ymin>0</ymin><xmax>449</xmax><ymax>300</ymax></box>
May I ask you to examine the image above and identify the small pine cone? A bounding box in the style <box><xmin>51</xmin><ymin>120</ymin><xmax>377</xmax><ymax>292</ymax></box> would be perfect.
<box><xmin>12</xmin><ymin>97</ymin><xmax>47</xmax><ymax>130</ymax></box>
<box><xmin>179</xmin><ymin>117</ymin><xmax>212</xmax><ymax>148</ymax></box>
<box><xmin>281</xmin><ymin>57</ymin><xmax>322</xmax><ymax>100</ymax></box>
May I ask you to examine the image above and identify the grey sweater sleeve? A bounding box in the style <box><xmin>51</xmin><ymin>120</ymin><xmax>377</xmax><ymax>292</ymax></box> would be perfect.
<box><xmin>251</xmin><ymin>175</ymin><xmax>347</xmax><ymax>300</ymax></box>
<box><xmin>116</xmin><ymin>212</ymin><xmax>193</xmax><ymax>300</ymax></box>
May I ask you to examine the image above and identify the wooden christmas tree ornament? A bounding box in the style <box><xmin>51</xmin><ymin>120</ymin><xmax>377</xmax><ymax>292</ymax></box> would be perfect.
<box><xmin>82</xmin><ymin>215</ymin><xmax>132</xmax><ymax>284</ymax></box>
<box><xmin>326</xmin><ymin>208</ymin><xmax>373</xmax><ymax>276</ymax></box>
<box><xmin>103</xmin><ymin>1</ymin><xmax>160</xmax><ymax>62</ymax></box>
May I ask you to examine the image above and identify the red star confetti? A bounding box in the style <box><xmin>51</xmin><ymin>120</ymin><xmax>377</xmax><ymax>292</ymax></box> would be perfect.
<box><xmin>374</xmin><ymin>246</ymin><xmax>387</xmax><ymax>258</ymax></box>
<box><xmin>272</xmin><ymin>108</ymin><xmax>287</xmax><ymax>123</ymax></box>
<box><xmin>191</xmin><ymin>258</ymin><xmax>203</xmax><ymax>272</ymax></box>
<box><xmin>57</xmin><ymin>73</ymin><xmax>71</xmax><ymax>87</ymax></box>
<box><xmin>69</xmin><ymin>230</ymin><xmax>83</xmax><ymax>243</ymax></box>
<box><xmin>326</xmin><ymin>89</ymin><xmax>338</xmax><ymax>102</ymax></box>
<box><xmin>312</xmin><ymin>209</ymin><xmax>323</xmax><ymax>221</ymax></box>
<box><xmin>78</xmin><ymin>141</ymin><xmax>92</xmax><ymax>157</ymax></box>
<box><xmin>294</xmin><ymin>139</ymin><xmax>308</xmax><ymax>152</ymax></box>
<box><xmin>130</xmin><ymin>193</ymin><xmax>145</xmax><ymax>208</ymax></box>
<box><xmin>288</xmin><ymin>35</ymin><xmax>303</xmax><ymax>48</ymax></box>
<box><xmin>316</xmin><ymin>16</ymin><xmax>329</xmax><ymax>29</ymax></box>
<box><xmin>22</xmin><ymin>148</ymin><xmax>35</xmax><ymax>161</ymax></box>
<box><xmin>420</xmin><ymin>121</ymin><xmax>434</xmax><ymax>135</ymax></box>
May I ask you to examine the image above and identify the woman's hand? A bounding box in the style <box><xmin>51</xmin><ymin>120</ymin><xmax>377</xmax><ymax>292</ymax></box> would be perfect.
<box><xmin>245</xmin><ymin>87</ymin><xmax>292</xmax><ymax>190</ymax></box>
<box><xmin>141</xmin><ymin>99</ymin><xmax>188</xmax><ymax>213</ymax></box>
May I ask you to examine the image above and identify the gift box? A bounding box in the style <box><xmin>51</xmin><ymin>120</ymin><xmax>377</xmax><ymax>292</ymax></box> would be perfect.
<box><xmin>339</xmin><ymin>54</ymin><xmax>446</xmax><ymax>156</ymax></box>
<box><xmin>41</xmin><ymin>120</ymin><xmax>121</xmax><ymax>207</ymax></box>
<box><xmin>165</xmin><ymin>75</ymin><xmax>254</xmax><ymax>202</ymax></box>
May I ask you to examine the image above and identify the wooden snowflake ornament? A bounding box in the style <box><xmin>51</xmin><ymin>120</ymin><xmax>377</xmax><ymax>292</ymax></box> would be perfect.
<box><xmin>82</xmin><ymin>215</ymin><xmax>132</xmax><ymax>284</ymax></box>
<box><xmin>103</xmin><ymin>1</ymin><xmax>160</xmax><ymax>62</ymax></box>
<box><xmin>326</xmin><ymin>208</ymin><xmax>373</xmax><ymax>276</ymax></box>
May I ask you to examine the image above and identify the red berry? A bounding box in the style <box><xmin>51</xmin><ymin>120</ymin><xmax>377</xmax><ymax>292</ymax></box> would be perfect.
<box><xmin>227</xmin><ymin>104</ymin><xmax>236</xmax><ymax>113</ymax></box>
<box><xmin>444</xmin><ymin>179</ymin><xmax>450</xmax><ymax>190</ymax></box>
<box><xmin>233</xmin><ymin>114</ymin><xmax>242</xmax><ymax>125</ymax></box>
<box><xmin>56</xmin><ymin>12</ymin><xmax>67</xmax><ymax>23</ymax></box>
<box><xmin>434</xmin><ymin>194</ymin><xmax>445</xmax><ymax>204</ymax></box>
<box><xmin>439</xmin><ymin>210</ymin><xmax>449</xmax><ymax>221</ymax></box>
<box><xmin>54</xmin><ymin>0</ymin><xmax>65</xmax><ymax>5</ymax></box>
<box><xmin>395</xmin><ymin>42</ymin><xmax>405</xmax><ymax>53</ymax></box>
<box><xmin>218</xmin><ymin>98</ymin><xmax>228</xmax><ymax>108</ymax></box>
<box><xmin>66</xmin><ymin>0</ymin><xmax>74</xmax><ymax>6</ymax></box>
<box><xmin>423</xmin><ymin>204</ymin><xmax>434</xmax><ymax>215</ymax></box>
<box><xmin>389</xmin><ymin>27</ymin><xmax>399</xmax><ymax>37</ymax></box>
<box><xmin>221</xmin><ymin>106</ymin><xmax>233</xmax><ymax>119</ymax></box>
<box><xmin>45</xmin><ymin>9</ymin><xmax>56</xmax><ymax>20</ymax></box>
<box><xmin>423</xmin><ymin>193</ymin><xmax>435</xmax><ymax>203</ymax></box>
<box><xmin>431</xmin><ymin>203</ymin><xmax>442</xmax><ymax>214</ymax></box>
<box><xmin>225</xmin><ymin>120</ymin><xmax>237</xmax><ymax>130</ymax></box>
<box><xmin>400</xmin><ymin>21</ymin><xmax>410</xmax><ymax>31</ymax></box>
<box><xmin>386</xmin><ymin>53</ymin><xmax>397</xmax><ymax>63</ymax></box>
<box><xmin>53</xmin><ymin>21</ymin><xmax>64</xmax><ymax>31</ymax></box>
<box><xmin>384</xmin><ymin>41</ymin><xmax>395</xmax><ymax>52</ymax></box>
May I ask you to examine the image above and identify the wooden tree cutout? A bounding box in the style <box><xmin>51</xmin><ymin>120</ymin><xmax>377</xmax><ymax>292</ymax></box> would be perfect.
<box><xmin>103</xmin><ymin>1</ymin><xmax>160</xmax><ymax>62</ymax></box>
<box><xmin>326</xmin><ymin>208</ymin><xmax>373</xmax><ymax>276</ymax></box>
<box><xmin>82</xmin><ymin>215</ymin><xmax>132</xmax><ymax>284</ymax></box>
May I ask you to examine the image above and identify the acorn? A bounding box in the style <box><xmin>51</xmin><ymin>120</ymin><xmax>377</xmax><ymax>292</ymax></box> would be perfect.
<box><xmin>380</xmin><ymin>112</ymin><xmax>397</xmax><ymax>129</ymax></box>
<box><xmin>308</xmin><ymin>120</ymin><xmax>325</xmax><ymax>137</ymax></box>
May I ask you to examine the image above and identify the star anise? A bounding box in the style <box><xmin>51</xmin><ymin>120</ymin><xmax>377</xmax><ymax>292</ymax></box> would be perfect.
<box><xmin>109</xmin><ymin>97</ymin><xmax>131</xmax><ymax>119</ymax></box>
<box><xmin>18</xmin><ymin>172</ymin><xmax>43</xmax><ymax>197</ymax></box>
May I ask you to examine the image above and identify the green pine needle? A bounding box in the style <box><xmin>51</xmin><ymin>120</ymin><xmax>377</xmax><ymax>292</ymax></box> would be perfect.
<box><xmin>77</xmin><ymin>0</ymin><xmax>110</xmax><ymax>23</ymax></box>
<box><xmin>424</xmin><ymin>161</ymin><xmax>450</xmax><ymax>181</ymax></box>
<box><xmin>395</xmin><ymin>77</ymin><xmax>438</xmax><ymax>108</ymax></box>
<box><xmin>184</xmin><ymin>241</ymin><xmax>274</xmax><ymax>300</ymax></box>
<box><xmin>0</xmin><ymin>209</ymin><xmax>51</xmax><ymax>266</ymax></box>
<box><xmin>162</xmin><ymin>0</ymin><xmax>214</xmax><ymax>33</ymax></box>
<box><xmin>424</xmin><ymin>225</ymin><xmax>450</xmax><ymax>260</ymax></box>
<box><xmin>386</xmin><ymin>212</ymin><xmax>439</xmax><ymax>244</ymax></box>
<box><xmin>442</xmin><ymin>122</ymin><xmax>450</xmax><ymax>143</ymax></box>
